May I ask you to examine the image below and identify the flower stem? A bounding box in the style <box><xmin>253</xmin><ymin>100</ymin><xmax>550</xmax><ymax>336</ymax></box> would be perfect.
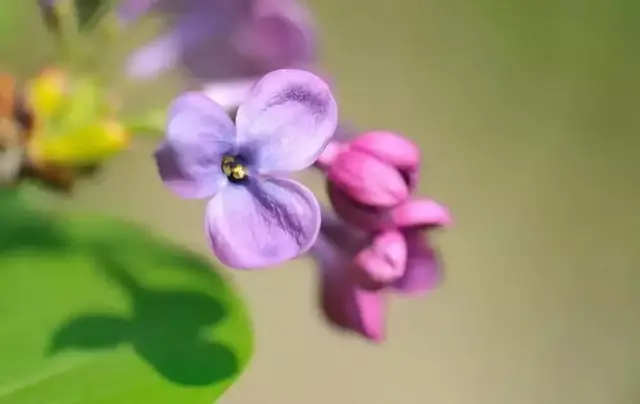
<box><xmin>51</xmin><ymin>0</ymin><xmax>82</xmax><ymax>68</ymax></box>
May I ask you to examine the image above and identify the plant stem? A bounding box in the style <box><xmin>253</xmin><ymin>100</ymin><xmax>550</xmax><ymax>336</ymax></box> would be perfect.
<box><xmin>52</xmin><ymin>0</ymin><xmax>81</xmax><ymax>69</ymax></box>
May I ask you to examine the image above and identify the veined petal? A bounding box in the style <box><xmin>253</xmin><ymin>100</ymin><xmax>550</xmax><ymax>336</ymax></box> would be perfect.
<box><xmin>235</xmin><ymin>69</ymin><xmax>337</xmax><ymax>173</ymax></box>
<box><xmin>155</xmin><ymin>92</ymin><xmax>236</xmax><ymax>199</ymax></box>
<box><xmin>205</xmin><ymin>177</ymin><xmax>320</xmax><ymax>269</ymax></box>
<box><xmin>391</xmin><ymin>230</ymin><xmax>441</xmax><ymax>295</ymax></box>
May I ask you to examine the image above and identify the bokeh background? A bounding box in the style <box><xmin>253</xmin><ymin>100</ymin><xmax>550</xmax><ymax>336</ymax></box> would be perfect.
<box><xmin>3</xmin><ymin>0</ymin><xmax>640</xmax><ymax>403</ymax></box>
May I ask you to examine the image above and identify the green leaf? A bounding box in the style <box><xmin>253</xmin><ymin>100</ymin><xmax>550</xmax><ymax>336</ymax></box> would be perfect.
<box><xmin>0</xmin><ymin>190</ymin><xmax>253</xmax><ymax>403</ymax></box>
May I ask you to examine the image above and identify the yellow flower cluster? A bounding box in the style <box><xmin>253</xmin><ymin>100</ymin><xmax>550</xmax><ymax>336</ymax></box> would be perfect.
<box><xmin>26</xmin><ymin>68</ymin><xmax>130</xmax><ymax>166</ymax></box>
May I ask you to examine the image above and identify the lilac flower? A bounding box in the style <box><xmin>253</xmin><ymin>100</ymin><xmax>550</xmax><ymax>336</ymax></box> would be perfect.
<box><xmin>124</xmin><ymin>0</ymin><xmax>315</xmax><ymax>109</ymax></box>
<box><xmin>311</xmin><ymin>205</ymin><xmax>448</xmax><ymax>342</ymax></box>
<box><xmin>311</xmin><ymin>130</ymin><xmax>450</xmax><ymax>341</ymax></box>
<box><xmin>154</xmin><ymin>69</ymin><xmax>338</xmax><ymax>269</ymax></box>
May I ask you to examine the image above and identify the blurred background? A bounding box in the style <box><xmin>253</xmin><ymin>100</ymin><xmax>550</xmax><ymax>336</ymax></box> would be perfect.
<box><xmin>3</xmin><ymin>0</ymin><xmax>640</xmax><ymax>403</ymax></box>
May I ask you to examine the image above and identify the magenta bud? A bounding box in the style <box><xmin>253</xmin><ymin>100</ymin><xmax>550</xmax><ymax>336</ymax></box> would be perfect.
<box><xmin>353</xmin><ymin>231</ymin><xmax>407</xmax><ymax>289</ymax></box>
<box><xmin>327</xmin><ymin>148</ymin><xmax>409</xmax><ymax>207</ymax></box>
<box><xmin>349</xmin><ymin>131</ymin><xmax>420</xmax><ymax>188</ymax></box>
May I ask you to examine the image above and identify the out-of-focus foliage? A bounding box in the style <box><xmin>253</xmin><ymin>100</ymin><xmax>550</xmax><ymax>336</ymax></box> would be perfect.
<box><xmin>0</xmin><ymin>189</ymin><xmax>254</xmax><ymax>404</ymax></box>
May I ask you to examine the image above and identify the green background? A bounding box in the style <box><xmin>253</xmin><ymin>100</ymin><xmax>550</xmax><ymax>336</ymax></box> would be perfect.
<box><xmin>1</xmin><ymin>0</ymin><xmax>639</xmax><ymax>403</ymax></box>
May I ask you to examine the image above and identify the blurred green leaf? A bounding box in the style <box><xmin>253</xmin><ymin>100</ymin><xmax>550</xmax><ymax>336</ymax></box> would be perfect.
<box><xmin>0</xmin><ymin>190</ymin><xmax>253</xmax><ymax>404</ymax></box>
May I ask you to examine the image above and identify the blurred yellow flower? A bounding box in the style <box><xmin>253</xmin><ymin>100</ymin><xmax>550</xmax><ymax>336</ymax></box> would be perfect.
<box><xmin>30</xmin><ymin>119</ymin><xmax>130</xmax><ymax>166</ymax></box>
<box><xmin>24</xmin><ymin>68</ymin><xmax>130</xmax><ymax>167</ymax></box>
<box><xmin>25</xmin><ymin>67</ymin><xmax>68</xmax><ymax>122</ymax></box>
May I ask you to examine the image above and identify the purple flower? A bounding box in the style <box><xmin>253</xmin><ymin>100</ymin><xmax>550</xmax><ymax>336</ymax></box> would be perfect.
<box><xmin>154</xmin><ymin>69</ymin><xmax>338</xmax><ymax>269</ymax></box>
<box><xmin>124</xmin><ymin>0</ymin><xmax>315</xmax><ymax>109</ymax></box>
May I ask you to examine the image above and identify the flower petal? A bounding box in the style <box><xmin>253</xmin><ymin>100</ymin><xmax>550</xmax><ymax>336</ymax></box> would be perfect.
<box><xmin>391</xmin><ymin>198</ymin><xmax>451</xmax><ymax>228</ymax></box>
<box><xmin>314</xmin><ymin>140</ymin><xmax>347</xmax><ymax>171</ymax></box>
<box><xmin>391</xmin><ymin>230</ymin><xmax>441</xmax><ymax>295</ymax></box>
<box><xmin>328</xmin><ymin>149</ymin><xmax>409</xmax><ymax>207</ymax></box>
<box><xmin>312</xmin><ymin>236</ymin><xmax>386</xmax><ymax>342</ymax></box>
<box><xmin>317</xmin><ymin>206</ymin><xmax>369</xmax><ymax>255</ymax></box>
<box><xmin>126</xmin><ymin>32</ymin><xmax>182</xmax><ymax>80</ymax></box>
<box><xmin>203</xmin><ymin>78</ymin><xmax>257</xmax><ymax>112</ymax></box>
<box><xmin>234</xmin><ymin>13</ymin><xmax>314</xmax><ymax>71</ymax></box>
<box><xmin>350</xmin><ymin>131</ymin><xmax>420</xmax><ymax>171</ymax></box>
<box><xmin>154</xmin><ymin>92</ymin><xmax>236</xmax><ymax>199</ymax></box>
<box><xmin>354</xmin><ymin>231</ymin><xmax>407</xmax><ymax>289</ymax></box>
<box><xmin>247</xmin><ymin>0</ymin><xmax>315</xmax><ymax>67</ymax></box>
<box><xmin>350</xmin><ymin>131</ymin><xmax>421</xmax><ymax>190</ymax></box>
<box><xmin>126</xmin><ymin>18</ymin><xmax>209</xmax><ymax>80</ymax></box>
<box><xmin>205</xmin><ymin>177</ymin><xmax>320</xmax><ymax>269</ymax></box>
<box><xmin>327</xmin><ymin>183</ymin><xmax>394</xmax><ymax>232</ymax></box>
<box><xmin>235</xmin><ymin>69</ymin><xmax>338</xmax><ymax>173</ymax></box>
<box><xmin>117</xmin><ymin>0</ymin><xmax>157</xmax><ymax>23</ymax></box>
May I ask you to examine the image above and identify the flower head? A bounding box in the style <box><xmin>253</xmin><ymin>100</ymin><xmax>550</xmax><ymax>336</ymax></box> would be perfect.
<box><xmin>24</xmin><ymin>68</ymin><xmax>130</xmax><ymax>167</ymax></box>
<box><xmin>311</xmin><ymin>129</ymin><xmax>450</xmax><ymax>341</ymax></box>
<box><xmin>155</xmin><ymin>69</ymin><xmax>338</xmax><ymax>269</ymax></box>
<box><xmin>125</xmin><ymin>0</ymin><xmax>315</xmax><ymax>105</ymax></box>
<box><xmin>317</xmin><ymin>131</ymin><xmax>449</xmax><ymax>232</ymax></box>
<box><xmin>321</xmin><ymin>131</ymin><xmax>421</xmax><ymax>205</ymax></box>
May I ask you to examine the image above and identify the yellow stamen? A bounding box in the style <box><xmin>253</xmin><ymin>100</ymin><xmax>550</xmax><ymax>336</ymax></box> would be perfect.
<box><xmin>221</xmin><ymin>155</ymin><xmax>248</xmax><ymax>182</ymax></box>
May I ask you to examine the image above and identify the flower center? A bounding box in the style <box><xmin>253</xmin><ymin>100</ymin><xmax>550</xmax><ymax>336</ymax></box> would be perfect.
<box><xmin>221</xmin><ymin>155</ymin><xmax>248</xmax><ymax>183</ymax></box>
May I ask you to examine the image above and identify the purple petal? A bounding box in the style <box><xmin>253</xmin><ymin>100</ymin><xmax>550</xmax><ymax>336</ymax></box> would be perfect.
<box><xmin>353</xmin><ymin>231</ymin><xmax>407</xmax><ymax>289</ymax></box>
<box><xmin>235</xmin><ymin>69</ymin><xmax>338</xmax><ymax>173</ymax></box>
<box><xmin>312</xmin><ymin>236</ymin><xmax>386</xmax><ymax>342</ymax></box>
<box><xmin>391</xmin><ymin>230</ymin><xmax>441</xmax><ymax>295</ymax></box>
<box><xmin>233</xmin><ymin>13</ymin><xmax>314</xmax><ymax>71</ymax></box>
<box><xmin>126</xmin><ymin>32</ymin><xmax>183</xmax><ymax>79</ymax></box>
<box><xmin>154</xmin><ymin>92</ymin><xmax>236</xmax><ymax>199</ymax></box>
<box><xmin>205</xmin><ymin>177</ymin><xmax>320</xmax><ymax>269</ymax></box>
<box><xmin>126</xmin><ymin>19</ymin><xmax>210</xmax><ymax>80</ymax></box>
<box><xmin>117</xmin><ymin>0</ymin><xmax>157</xmax><ymax>23</ymax></box>
<box><xmin>328</xmin><ymin>149</ymin><xmax>409</xmax><ymax>207</ymax></box>
<box><xmin>203</xmin><ymin>78</ymin><xmax>258</xmax><ymax>112</ymax></box>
